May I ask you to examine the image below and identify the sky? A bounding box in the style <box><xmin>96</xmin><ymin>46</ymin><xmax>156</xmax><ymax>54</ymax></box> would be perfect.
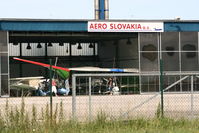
<box><xmin>0</xmin><ymin>0</ymin><xmax>198</xmax><ymax>20</ymax></box>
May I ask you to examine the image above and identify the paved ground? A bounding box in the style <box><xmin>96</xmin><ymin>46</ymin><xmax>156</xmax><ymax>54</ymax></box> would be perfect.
<box><xmin>0</xmin><ymin>93</ymin><xmax>199</xmax><ymax>121</ymax></box>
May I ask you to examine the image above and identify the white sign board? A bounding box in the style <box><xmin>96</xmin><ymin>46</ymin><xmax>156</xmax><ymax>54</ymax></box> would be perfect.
<box><xmin>88</xmin><ymin>21</ymin><xmax>164</xmax><ymax>32</ymax></box>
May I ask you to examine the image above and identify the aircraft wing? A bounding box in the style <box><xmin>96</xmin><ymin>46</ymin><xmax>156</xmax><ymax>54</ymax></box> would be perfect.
<box><xmin>13</xmin><ymin>57</ymin><xmax>70</xmax><ymax>72</ymax></box>
<box><xmin>13</xmin><ymin>57</ymin><xmax>70</xmax><ymax>79</ymax></box>
<box><xmin>13</xmin><ymin>57</ymin><xmax>139</xmax><ymax>80</ymax></box>
<box><xmin>10</xmin><ymin>76</ymin><xmax>45</xmax><ymax>91</ymax></box>
<box><xmin>10</xmin><ymin>83</ymin><xmax>37</xmax><ymax>90</ymax></box>
<box><xmin>10</xmin><ymin>83</ymin><xmax>37</xmax><ymax>97</ymax></box>
<box><xmin>10</xmin><ymin>76</ymin><xmax>44</xmax><ymax>81</ymax></box>
<box><xmin>69</xmin><ymin>67</ymin><xmax>139</xmax><ymax>73</ymax></box>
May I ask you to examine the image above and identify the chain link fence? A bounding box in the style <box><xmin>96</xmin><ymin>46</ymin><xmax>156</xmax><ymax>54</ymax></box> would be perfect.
<box><xmin>1</xmin><ymin>72</ymin><xmax>199</xmax><ymax>122</ymax></box>
<box><xmin>71</xmin><ymin>72</ymin><xmax>199</xmax><ymax>121</ymax></box>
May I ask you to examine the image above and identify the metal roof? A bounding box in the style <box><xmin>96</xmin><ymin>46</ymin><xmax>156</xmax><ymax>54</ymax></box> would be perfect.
<box><xmin>1</xmin><ymin>18</ymin><xmax>199</xmax><ymax>22</ymax></box>
<box><xmin>1</xmin><ymin>18</ymin><xmax>199</xmax><ymax>32</ymax></box>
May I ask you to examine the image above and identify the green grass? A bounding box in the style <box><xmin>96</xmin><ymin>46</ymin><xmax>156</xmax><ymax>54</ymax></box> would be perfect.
<box><xmin>1</xmin><ymin>116</ymin><xmax>199</xmax><ymax>133</ymax></box>
<box><xmin>1</xmin><ymin>99</ymin><xmax>199</xmax><ymax>133</ymax></box>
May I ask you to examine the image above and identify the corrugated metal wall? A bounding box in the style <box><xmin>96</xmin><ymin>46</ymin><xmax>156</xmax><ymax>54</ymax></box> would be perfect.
<box><xmin>47</xmin><ymin>43</ymin><xmax>69</xmax><ymax>56</ymax></box>
<box><xmin>71</xmin><ymin>43</ymin><xmax>97</xmax><ymax>56</ymax></box>
<box><xmin>9</xmin><ymin>43</ymin><xmax>20</xmax><ymax>56</ymax></box>
<box><xmin>9</xmin><ymin>43</ymin><xmax>98</xmax><ymax>56</ymax></box>
<box><xmin>22</xmin><ymin>43</ymin><xmax>45</xmax><ymax>56</ymax></box>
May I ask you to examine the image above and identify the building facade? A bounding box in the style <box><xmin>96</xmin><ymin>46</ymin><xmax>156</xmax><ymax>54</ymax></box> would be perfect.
<box><xmin>0</xmin><ymin>19</ymin><xmax>199</xmax><ymax>96</ymax></box>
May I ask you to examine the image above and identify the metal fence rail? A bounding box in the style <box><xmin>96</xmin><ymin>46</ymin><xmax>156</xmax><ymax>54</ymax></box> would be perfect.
<box><xmin>71</xmin><ymin>72</ymin><xmax>199</xmax><ymax>121</ymax></box>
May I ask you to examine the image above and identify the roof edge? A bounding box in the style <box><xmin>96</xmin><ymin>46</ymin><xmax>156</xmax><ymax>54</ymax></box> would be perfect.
<box><xmin>0</xmin><ymin>18</ymin><xmax>199</xmax><ymax>22</ymax></box>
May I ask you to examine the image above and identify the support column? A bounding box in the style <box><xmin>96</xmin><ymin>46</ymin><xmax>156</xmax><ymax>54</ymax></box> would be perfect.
<box><xmin>0</xmin><ymin>31</ymin><xmax>9</xmax><ymax>97</ymax></box>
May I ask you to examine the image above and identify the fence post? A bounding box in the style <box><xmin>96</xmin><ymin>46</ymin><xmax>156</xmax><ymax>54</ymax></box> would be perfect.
<box><xmin>72</xmin><ymin>74</ymin><xmax>76</xmax><ymax>121</ymax></box>
<box><xmin>191</xmin><ymin>75</ymin><xmax>194</xmax><ymax>118</ymax></box>
<box><xmin>49</xmin><ymin>59</ymin><xmax>53</xmax><ymax>120</ymax></box>
<box><xmin>160</xmin><ymin>59</ymin><xmax>164</xmax><ymax>117</ymax></box>
<box><xmin>89</xmin><ymin>77</ymin><xmax>92</xmax><ymax>122</ymax></box>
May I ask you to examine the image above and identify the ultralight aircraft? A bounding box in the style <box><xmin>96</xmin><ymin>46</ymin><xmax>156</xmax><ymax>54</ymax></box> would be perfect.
<box><xmin>13</xmin><ymin>57</ymin><xmax>139</xmax><ymax>96</ymax></box>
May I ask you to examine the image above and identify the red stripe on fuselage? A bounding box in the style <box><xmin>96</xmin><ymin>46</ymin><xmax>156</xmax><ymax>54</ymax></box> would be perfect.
<box><xmin>13</xmin><ymin>57</ymin><xmax>70</xmax><ymax>72</ymax></box>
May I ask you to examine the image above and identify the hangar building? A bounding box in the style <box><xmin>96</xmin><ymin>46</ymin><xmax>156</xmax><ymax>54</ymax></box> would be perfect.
<box><xmin>0</xmin><ymin>0</ymin><xmax>199</xmax><ymax>96</ymax></box>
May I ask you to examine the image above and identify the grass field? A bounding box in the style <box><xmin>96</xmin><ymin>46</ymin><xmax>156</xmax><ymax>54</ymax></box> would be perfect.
<box><xmin>1</xmin><ymin>116</ymin><xmax>199</xmax><ymax>133</ymax></box>
<box><xmin>0</xmin><ymin>103</ymin><xmax>199</xmax><ymax>133</ymax></box>
<box><xmin>1</xmin><ymin>98</ymin><xmax>199</xmax><ymax>133</ymax></box>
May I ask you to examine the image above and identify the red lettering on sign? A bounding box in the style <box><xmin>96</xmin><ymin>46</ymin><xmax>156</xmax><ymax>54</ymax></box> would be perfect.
<box><xmin>89</xmin><ymin>22</ymin><xmax>152</xmax><ymax>31</ymax></box>
<box><xmin>131</xmin><ymin>24</ymin><xmax>135</xmax><ymax>29</ymax></box>
<box><xmin>109</xmin><ymin>23</ymin><xmax>143</xmax><ymax>30</ymax></box>
<box><xmin>137</xmin><ymin>24</ymin><xmax>141</xmax><ymax>29</ymax></box>
<box><xmin>89</xmin><ymin>24</ymin><xmax>95</xmax><ymax>29</ymax></box>
<box><xmin>110</xmin><ymin>24</ymin><xmax>114</xmax><ymax>29</ymax></box>
<box><xmin>94</xmin><ymin>24</ymin><xmax>98</xmax><ymax>29</ymax></box>
<box><xmin>89</xmin><ymin>23</ymin><xmax>107</xmax><ymax>30</ymax></box>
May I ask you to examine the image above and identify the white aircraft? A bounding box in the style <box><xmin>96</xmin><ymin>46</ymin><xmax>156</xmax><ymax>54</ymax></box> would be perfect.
<box><xmin>10</xmin><ymin>76</ymin><xmax>45</xmax><ymax>96</ymax></box>
<box><xmin>13</xmin><ymin>57</ymin><xmax>139</xmax><ymax>96</ymax></box>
